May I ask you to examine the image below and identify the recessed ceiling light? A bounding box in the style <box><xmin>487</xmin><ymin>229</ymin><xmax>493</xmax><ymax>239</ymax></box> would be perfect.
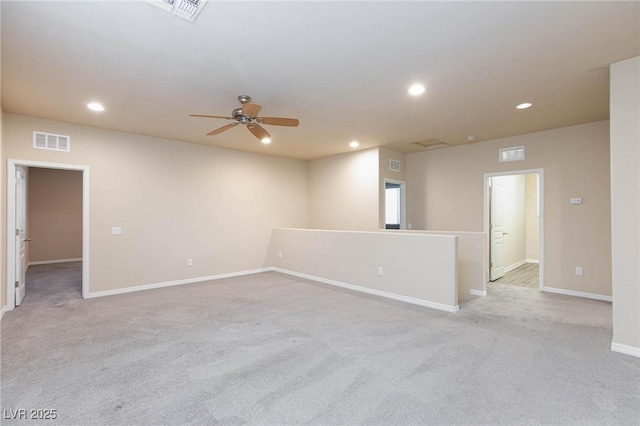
<box><xmin>87</xmin><ymin>102</ymin><xmax>105</xmax><ymax>112</ymax></box>
<box><xmin>408</xmin><ymin>83</ymin><xmax>426</xmax><ymax>96</ymax></box>
<box><xmin>350</xmin><ymin>141</ymin><xmax>360</xmax><ymax>148</ymax></box>
<box><xmin>516</xmin><ymin>102</ymin><xmax>532</xmax><ymax>110</ymax></box>
<box><xmin>261</xmin><ymin>137</ymin><xmax>272</xmax><ymax>144</ymax></box>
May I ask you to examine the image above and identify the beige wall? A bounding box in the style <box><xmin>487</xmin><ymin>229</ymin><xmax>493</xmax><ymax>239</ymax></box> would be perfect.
<box><xmin>0</xmin><ymin>111</ymin><xmax>4</xmax><ymax>310</ymax></box>
<box><xmin>267</xmin><ymin>228</ymin><xmax>458</xmax><ymax>310</ymax></box>
<box><xmin>308</xmin><ymin>148</ymin><xmax>379</xmax><ymax>231</ymax></box>
<box><xmin>389</xmin><ymin>229</ymin><xmax>486</xmax><ymax>299</ymax></box>
<box><xmin>525</xmin><ymin>173</ymin><xmax>540</xmax><ymax>261</ymax></box>
<box><xmin>406</xmin><ymin>120</ymin><xmax>612</xmax><ymax>297</ymax></box>
<box><xmin>610</xmin><ymin>56</ymin><xmax>640</xmax><ymax>351</ymax></box>
<box><xmin>378</xmin><ymin>147</ymin><xmax>406</xmax><ymax>229</ymax></box>
<box><xmin>27</xmin><ymin>168</ymin><xmax>83</xmax><ymax>263</ymax></box>
<box><xmin>2</xmin><ymin>114</ymin><xmax>309</xmax><ymax>294</ymax></box>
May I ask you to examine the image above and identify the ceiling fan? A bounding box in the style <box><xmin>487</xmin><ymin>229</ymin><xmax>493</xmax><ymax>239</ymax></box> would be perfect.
<box><xmin>190</xmin><ymin>95</ymin><xmax>299</xmax><ymax>144</ymax></box>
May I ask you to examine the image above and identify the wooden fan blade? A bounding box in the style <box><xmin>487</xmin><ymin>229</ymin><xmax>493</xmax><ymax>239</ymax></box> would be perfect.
<box><xmin>257</xmin><ymin>117</ymin><xmax>299</xmax><ymax>127</ymax></box>
<box><xmin>242</xmin><ymin>103</ymin><xmax>262</xmax><ymax>117</ymax></box>
<box><xmin>190</xmin><ymin>114</ymin><xmax>233</xmax><ymax>119</ymax></box>
<box><xmin>207</xmin><ymin>122</ymin><xmax>239</xmax><ymax>136</ymax></box>
<box><xmin>247</xmin><ymin>123</ymin><xmax>271</xmax><ymax>141</ymax></box>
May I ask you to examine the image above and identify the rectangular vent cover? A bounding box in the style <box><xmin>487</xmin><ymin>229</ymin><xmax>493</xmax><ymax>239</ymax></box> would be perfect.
<box><xmin>499</xmin><ymin>146</ymin><xmax>525</xmax><ymax>162</ymax></box>
<box><xmin>33</xmin><ymin>132</ymin><xmax>70</xmax><ymax>152</ymax></box>
<box><xmin>410</xmin><ymin>138</ymin><xmax>449</xmax><ymax>151</ymax></box>
<box><xmin>147</xmin><ymin>0</ymin><xmax>208</xmax><ymax>22</ymax></box>
<box><xmin>389</xmin><ymin>159</ymin><xmax>401</xmax><ymax>172</ymax></box>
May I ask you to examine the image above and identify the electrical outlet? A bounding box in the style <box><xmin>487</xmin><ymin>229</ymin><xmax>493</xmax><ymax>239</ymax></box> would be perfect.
<box><xmin>575</xmin><ymin>267</ymin><xmax>583</xmax><ymax>276</ymax></box>
<box><xmin>377</xmin><ymin>266</ymin><xmax>384</xmax><ymax>276</ymax></box>
<box><xmin>187</xmin><ymin>259</ymin><xmax>193</xmax><ymax>266</ymax></box>
<box><xmin>278</xmin><ymin>251</ymin><xmax>283</xmax><ymax>258</ymax></box>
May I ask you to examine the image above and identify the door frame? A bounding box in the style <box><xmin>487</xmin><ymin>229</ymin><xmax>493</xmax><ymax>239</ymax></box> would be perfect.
<box><xmin>483</xmin><ymin>168</ymin><xmax>544</xmax><ymax>290</ymax></box>
<box><xmin>383</xmin><ymin>178</ymin><xmax>406</xmax><ymax>230</ymax></box>
<box><xmin>6</xmin><ymin>159</ymin><xmax>90</xmax><ymax>310</ymax></box>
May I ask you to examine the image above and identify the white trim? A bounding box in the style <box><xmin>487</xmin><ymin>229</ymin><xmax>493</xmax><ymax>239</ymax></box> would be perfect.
<box><xmin>85</xmin><ymin>268</ymin><xmax>270</xmax><ymax>299</ymax></box>
<box><xmin>0</xmin><ymin>306</ymin><xmax>6</xmax><ymax>321</ymax></box>
<box><xmin>611</xmin><ymin>341</ymin><xmax>640</xmax><ymax>358</ymax></box>
<box><xmin>526</xmin><ymin>258</ymin><xmax>540</xmax><ymax>264</ymax></box>
<box><xmin>6</xmin><ymin>160</ymin><xmax>90</xmax><ymax>311</ymax></box>
<box><xmin>484</xmin><ymin>168</ymin><xmax>544</xmax><ymax>292</ymax></box>
<box><xmin>28</xmin><ymin>258</ymin><xmax>82</xmax><ymax>267</ymax></box>
<box><xmin>542</xmin><ymin>286</ymin><xmax>612</xmax><ymax>302</ymax></box>
<box><xmin>470</xmin><ymin>289</ymin><xmax>487</xmax><ymax>297</ymax></box>
<box><xmin>271</xmin><ymin>267</ymin><xmax>459</xmax><ymax>313</ymax></box>
<box><xmin>504</xmin><ymin>259</ymin><xmax>527</xmax><ymax>273</ymax></box>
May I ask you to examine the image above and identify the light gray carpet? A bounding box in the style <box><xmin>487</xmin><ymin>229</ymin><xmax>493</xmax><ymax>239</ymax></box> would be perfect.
<box><xmin>1</xmin><ymin>262</ymin><xmax>638</xmax><ymax>425</ymax></box>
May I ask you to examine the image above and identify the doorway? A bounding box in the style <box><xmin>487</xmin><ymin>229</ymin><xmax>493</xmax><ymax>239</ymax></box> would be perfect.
<box><xmin>6</xmin><ymin>160</ymin><xmax>90</xmax><ymax>311</ymax></box>
<box><xmin>484</xmin><ymin>169</ymin><xmax>543</xmax><ymax>290</ymax></box>
<box><xmin>384</xmin><ymin>179</ymin><xmax>406</xmax><ymax>230</ymax></box>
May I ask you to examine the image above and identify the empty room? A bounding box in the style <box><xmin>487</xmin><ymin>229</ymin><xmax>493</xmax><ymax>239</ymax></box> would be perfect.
<box><xmin>1</xmin><ymin>1</ymin><xmax>639</xmax><ymax>425</ymax></box>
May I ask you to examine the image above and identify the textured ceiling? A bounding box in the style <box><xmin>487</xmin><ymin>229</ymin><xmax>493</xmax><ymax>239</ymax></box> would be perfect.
<box><xmin>2</xmin><ymin>1</ymin><xmax>639</xmax><ymax>160</ymax></box>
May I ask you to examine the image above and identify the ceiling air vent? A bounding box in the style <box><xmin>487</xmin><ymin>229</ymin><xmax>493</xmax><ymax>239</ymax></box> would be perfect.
<box><xmin>389</xmin><ymin>159</ymin><xmax>401</xmax><ymax>172</ymax></box>
<box><xmin>33</xmin><ymin>132</ymin><xmax>70</xmax><ymax>152</ymax></box>
<box><xmin>147</xmin><ymin>0</ymin><xmax>208</xmax><ymax>23</ymax></box>
<box><xmin>410</xmin><ymin>138</ymin><xmax>449</xmax><ymax>151</ymax></box>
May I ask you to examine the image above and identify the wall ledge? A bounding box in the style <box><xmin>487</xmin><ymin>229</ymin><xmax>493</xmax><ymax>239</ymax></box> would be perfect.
<box><xmin>542</xmin><ymin>286</ymin><xmax>612</xmax><ymax>302</ymax></box>
<box><xmin>84</xmin><ymin>268</ymin><xmax>270</xmax><ymax>299</ymax></box>
<box><xmin>611</xmin><ymin>341</ymin><xmax>640</xmax><ymax>358</ymax></box>
<box><xmin>270</xmin><ymin>267</ymin><xmax>459</xmax><ymax>313</ymax></box>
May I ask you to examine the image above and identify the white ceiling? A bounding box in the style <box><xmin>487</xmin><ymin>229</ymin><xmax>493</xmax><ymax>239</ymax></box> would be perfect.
<box><xmin>2</xmin><ymin>1</ymin><xmax>638</xmax><ymax>160</ymax></box>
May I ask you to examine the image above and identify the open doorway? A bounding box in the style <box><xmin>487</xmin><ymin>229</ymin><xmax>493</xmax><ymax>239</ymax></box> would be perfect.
<box><xmin>485</xmin><ymin>169</ymin><xmax>543</xmax><ymax>290</ymax></box>
<box><xmin>384</xmin><ymin>179</ymin><xmax>406</xmax><ymax>230</ymax></box>
<box><xmin>6</xmin><ymin>160</ymin><xmax>90</xmax><ymax>311</ymax></box>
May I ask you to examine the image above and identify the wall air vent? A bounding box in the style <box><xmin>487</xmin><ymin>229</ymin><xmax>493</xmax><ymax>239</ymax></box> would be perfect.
<box><xmin>33</xmin><ymin>132</ymin><xmax>70</xmax><ymax>152</ymax></box>
<box><xmin>389</xmin><ymin>159</ymin><xmax>401</xmax><ymax>172</ymax></box>
<box><xmin>499</xmin><ymin>146</ymin><xmax>525</xmax><ymax>162</ymax></box>
<box><xmin>147</xmin><ymin>0</ymin><xmax>208</xmax><ymax>23</ymax></box>
<box><xmin>410</xmin><ymin>138</ymin><xmax>449</xmax><ymax>151</ymax></box>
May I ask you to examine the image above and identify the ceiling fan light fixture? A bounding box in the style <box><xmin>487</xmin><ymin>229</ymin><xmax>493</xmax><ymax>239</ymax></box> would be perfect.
<box><xmin>261</xmin><ymin>137</ymin><xmax>272</xmax><ymax>144</ymax></box>
<box><xmin>408</xmin><ymin>83</ymin><xmax>426</xmax><ymax>96</ymax></box>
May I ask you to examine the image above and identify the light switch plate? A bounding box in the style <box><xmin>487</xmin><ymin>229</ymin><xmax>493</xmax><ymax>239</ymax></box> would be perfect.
<box><xmin>111</xmin><ymin>227</ymin><xmax>122</xmax><ymax>236</ymax></box>
<box><xmin>570</xmin><ymin>197</ymin><xmax>583</xmax><ymax>205</ymax></box>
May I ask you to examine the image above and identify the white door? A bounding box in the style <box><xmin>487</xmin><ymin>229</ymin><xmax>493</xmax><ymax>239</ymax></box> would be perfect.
<box><xmin>15</xmin><ymin>167</ymin><xmax>28</xmax><ymax>306</ymax></box>
<box><xmin>490</xmin><ymin>179</ymin><xmax>505</xmax><ymax>281</ymax></box>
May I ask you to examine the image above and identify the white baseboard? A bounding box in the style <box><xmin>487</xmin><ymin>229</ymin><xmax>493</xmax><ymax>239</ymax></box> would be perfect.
<box><xmin>85</xmin><ymin>268</ymin><xmax>270</xmax><ymax>299</ymax></box>
<box><xmin>504</xmin><ymin>259</ymin><xmax>527</xmax><ymax>273</ymax></box>
<box><xmin>29</xmin><ymin>258</ymin><xmax>82</xmax><ymax>266</ymax></box>
<box><xmin>0</xmin><ymin>306</ymin><xmax>6</xmax><ymax>321</ymax></box>
<box><xmin>470</xmin><ymin>289</ymin><xmax>487</xmax><ymax>297</ymax></box>
<box><xmin>270</xmin><ymin>267</ymin><xmax>459</xmax><ymax>313</ymax></box>
<box><xmin>542</xmin><ymin>286</ymin><xmax>612</xmax><ymax>302</ymax></box>
<box><xmin>611</xmin><ymin>341</ymin><xmax>640</xmax><ymax>358</ymax></box>
<box><xmin>526</xmin><ymin>258</ymin><xmax>540</xmax><ymax>264</ymax></box>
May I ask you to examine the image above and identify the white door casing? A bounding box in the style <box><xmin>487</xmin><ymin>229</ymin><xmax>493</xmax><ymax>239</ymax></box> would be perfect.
<box><xmin>6</xmin><ymin>160</ymin><xmax>90</xmax><ymax>311</ymax></box>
